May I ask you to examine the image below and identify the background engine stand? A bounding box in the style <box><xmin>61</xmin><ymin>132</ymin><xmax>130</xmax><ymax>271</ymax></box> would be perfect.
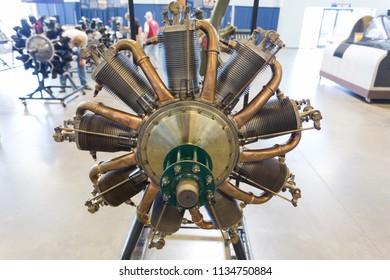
<box><xmin>19</xmin><ymin>71</ymin><xmax>85</xmax><ymax>108</ymax></box>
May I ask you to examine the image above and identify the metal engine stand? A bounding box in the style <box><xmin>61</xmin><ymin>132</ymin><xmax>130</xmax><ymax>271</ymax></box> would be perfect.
<box><xmin>120</xmin><ymin>215</ymin><xmax>253</xmax><ymax>260</ymax></box>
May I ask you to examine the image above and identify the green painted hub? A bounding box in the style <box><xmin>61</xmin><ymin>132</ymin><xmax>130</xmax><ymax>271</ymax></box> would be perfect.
<box><xmin>160</xmin><ymin>144</ymin><xmax>215</xmax><ymax>209</ymax></box>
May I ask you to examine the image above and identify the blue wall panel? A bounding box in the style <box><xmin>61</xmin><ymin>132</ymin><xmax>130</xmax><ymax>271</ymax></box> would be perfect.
<box><xmin>36</xmin><ymin>3</ymin><xmax>77</xmax><ymax>25</ymax></box>
<box><xmin>234</xmin><ymin>7</ymin><xmax>280</xmax><ymax>31</ymax></box>
<box><xmin>221</xmin><ymin>6</ymin><xmax>233</xmax><ymax>29</ymax></box>
<box><xmin>35</xmin><ymin>4</ymin><xmax>280</xmax><ymax>33</ymax></box>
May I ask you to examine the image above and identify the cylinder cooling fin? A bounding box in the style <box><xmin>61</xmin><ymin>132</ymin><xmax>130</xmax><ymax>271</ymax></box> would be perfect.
<box><xmin>75</xmin><ymin>113</ymin><xmax>136</xmax><ymax>152</ymax></box>
<box><xmin>240</xmin><ymin>97</ymin><xmax>301</xmax><ymax>139</ymax></box>
<box><xmin>159</xmin><ymin>29</ymin><xmax>201</xmax><ymax>97</ymax></box>
<box><xmin>235</xmin><ymin>158</ymin><xmax>289</xmax><ymax>194</ymax></box>
<box><xmin>53</xmin><ymin>1</ymin><xmax>322</xmax><ymax>252</ymax></box>
<box><xmin>205</xmin><ymin>190</ymin><xmax>242</xmax><ymax>230</ymax></box>
<box><xmin>92</xmin><ymin>52</ymin><xmax>156</xmax><ymax>115</ymax></box>
<box><xmin>216</xmin><ymin>42</ymin><xmax>267</xmax><ymax>110</ymax></box>
<box><xmin>98</xmin><ymin>166</ymin><xmax>147</xmax><ymax>206</ymax></box>
<box><xmin>151</xmin><ymin>192</ymin><xmax>185</xmax><ymax>235</ymax></box>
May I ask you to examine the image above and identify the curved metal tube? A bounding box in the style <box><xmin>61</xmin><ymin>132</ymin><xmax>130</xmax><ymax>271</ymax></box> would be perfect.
<box><xmin>233</xmin><ymin>60</ymin><xmax>282</xmax><ymax>129</ymax></box>
<box><xmin>76</xmin><ymin>101</ymin><xmax>142</xmax><ymax>131</ymax></box>
<box><xmin>137</xmin><ymin>182</ymin><xmax>160</xmax><ymax>225</ymax></box>
<box><xmin>218</xmin><ymin>181</ymin><xmax>272</xmax><ymax>204</ymax></box>
<box><xmin>195</xmin><ymin>20</ymin><xmax>219</xmax><ymax>102</ymax></box>
<box><xmin>189</xmin><ymin>209</ymin><xmax>214</xmax><ymax>229</ymax></box>
<box><xmin>89</xmin><ymin>152</ymin><xmax>137</xmax><ymax>186</ymax></box>
<box><xmin>112</xmin><ymin>39</ymin><xmax>174</xmax><ymax>103</ymax></box>
<box><xmin>240</xmin><ymin>132</ymin><xmax>302</xmax><ymax>163</ymax></box>
<box><xmin>143</xmin><ymin>36</ymin><xmax>159</xmax><ymax>47</ymax></box>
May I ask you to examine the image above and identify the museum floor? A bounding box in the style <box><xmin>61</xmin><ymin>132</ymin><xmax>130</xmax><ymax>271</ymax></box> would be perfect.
<box><xmin>0</xmin><ymin>48</ymin><xmax>389</xmax><ymax>260</ymax></box>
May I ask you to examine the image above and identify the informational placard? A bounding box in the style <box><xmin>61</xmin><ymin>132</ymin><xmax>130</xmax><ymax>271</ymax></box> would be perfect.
<box><xmin>187</xmin><ymin>0</ymin><xmax>214</xmax><ymax>9</ymax></box>
<box><xmin>331</xmin><ymin>2</ymin><xmax>352</xmax><ymax>8</ymax></box>
<box><xmin>203</xmin><ymin>0</ymin><xmax>214</xmax><ymax>8</ymax></box>
<box><xmin>81</xmin><ymin>0</ymin><xmax>107</xmax><ymax>10</ymax></box>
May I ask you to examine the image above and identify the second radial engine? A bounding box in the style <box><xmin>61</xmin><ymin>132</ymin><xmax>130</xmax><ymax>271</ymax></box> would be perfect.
<box><xmin>53</xmin><ymin>2</ymin><xmax>322</xmax><ymax>251</ymax></box>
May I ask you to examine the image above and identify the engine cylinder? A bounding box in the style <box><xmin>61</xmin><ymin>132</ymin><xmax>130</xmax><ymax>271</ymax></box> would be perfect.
<box><xmin>76</xmin><ymin>113</ymin><xmax>134</xmax><ymax>152</ymax></box>
<box><xmin>235</xmin><ymin>158</ymin><xmax>289</xmax><ymax>194</ymax></box>
<box><xmin>151</xmin><ymin>192</ymin><xmax>185</xmax><ymax>235</ymax></box>
<box><xmin>215</xmin><ymin>42</ymin><xmax>267</xmax><ymax>111</ymax></box>
<box><xmin>159</xmin><ymin>29</ymin><xmax>200</xmax><ymax>97</ymax></box>
<box><xmin>92</xmin><ymin>52</ymin><xmax>156</xmax><ymax>115</ymax></box>
<box><xmin>240</xmin><ymin>97</ymin><xmax>300</xmax><ymax>139</ymax></box>
<box><xmin>98</xmin><ymin>167</ymin><xmax>147</xmax><ymax>206</ymax></box>
<box><xmin>205</xmin><ymin>190</ymin><xmax>242</xmax><ymax>230</ymax></box>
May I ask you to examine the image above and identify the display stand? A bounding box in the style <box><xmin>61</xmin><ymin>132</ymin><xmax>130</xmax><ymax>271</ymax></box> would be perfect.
<box><xmin>19</xmin><ymin>70</ymin><xmax>85</xmax><ymax>107</ymax></box>
<box><xmin>0</xmin><ymin>30</ymin><xmax>13</xmax><ymax>70</ymax></box>
<box><xmin>120</xmin><ymin>215</ymin><xmax>253</xmax><ymax>260</ymax></box>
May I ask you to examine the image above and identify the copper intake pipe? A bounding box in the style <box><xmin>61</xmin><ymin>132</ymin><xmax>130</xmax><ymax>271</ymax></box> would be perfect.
<box><xmin>137</xmin><ymin>183</ymin><xmax>160</xmax><ymax>225</ymax></box>
<box><xmin>112</xmin><ymin>39</ymin><xmax>174</xmax><ymax>103</ymax></box>
<box><xmin>233</xmin><ymin>60</ymin><xmax>282</xmax><ymax>129</ymax></box>
<box><xmin>75</xmin><ymin>101</ymin><xmax>142</xmax><ymax>131</ymax></box>
<box><xmin>195</xmin><ymin>20</ymin><xmax>219</xmax><ymax>103</ymax></box>
<box><xmin>189</xmin><ymin>209</ymin><xmax>214</xmax><ymax>229</ymax></box>
<box><xmin>240</xmin><ymin>132</ymin><xmax>302</xmax><ymax>163</ymax></box>
<box><xmin>218</xmin><ymin>181</ymin><xmax>272</xmax><ymax>204</ymax></box>
<box><xmin>89</xmin><ymin>152</ymin><xmax>137</xmax><ymax>185</ymax></box>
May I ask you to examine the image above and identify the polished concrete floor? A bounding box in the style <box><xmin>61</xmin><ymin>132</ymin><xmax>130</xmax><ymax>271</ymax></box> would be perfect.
<box><xmin>0</xmin><ymin>48</ymin><xmax>389</xmax><ymax>260</ymax></box>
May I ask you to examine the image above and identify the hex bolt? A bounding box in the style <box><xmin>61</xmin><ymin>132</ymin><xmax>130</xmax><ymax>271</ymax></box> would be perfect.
<box><xmin>192</xmin><ymin>164</ymin><xmax>201</xmax><ymax>173</ymax></box>
<box><xmin>174</xmin><ymin>165</ymin><xmax>182</xmax><ymax>174</ymax></box>
<box><xmin>205</xmin><ymin>175</ymin><xmax>213</xmax><ymax>185</ymax></box>
<box><xmin>163</xmin><ymin>193</ymin><xmax>171</xmax><ymax>202</ymax></box>
<box><xmin>162</xmin><ymin>177</ymin><xmax>170</xmax><ymax>187</ymax></box>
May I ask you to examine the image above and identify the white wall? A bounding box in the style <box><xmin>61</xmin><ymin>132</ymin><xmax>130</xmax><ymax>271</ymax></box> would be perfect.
<box><xmin>0</xmin><ymin>0</ymin><xmax>37</xmax><ymax>35</ymax></box>
<box><xmin>278</xmin><ymin>0</ymin><xmax>389</xmax><ymax>48</ymax></box>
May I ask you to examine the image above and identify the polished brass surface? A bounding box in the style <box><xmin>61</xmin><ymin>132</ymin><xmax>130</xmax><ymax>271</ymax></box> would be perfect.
<box><xmin>240</xmin><ymin>132</ymin><xmax>302</xmax><ymax>163</ymax></box>
<box><xmin>189</xmin><ymin>209</ymin><xmax>214</xmax><ymax>229</ymax></box>
<box><xmin>195</xmin><ymin>20</ymin><xmax>219</xmax><ymax>102</ymax></box>
<box><xmin>76</xmin><ymin>101</ymin><xmax>142</xmax><ymax>130</ymax></box>
<box><xmin>218</xmin><ymin>182</ymin><xmax>272</xmax><ymax>205</ymax></box>
<box><xmin>112</xmin><ymin>39</ymin><xmax>174</xmax><ymax>103</ymax></box>
<box><xmin>136</xmin><ymin>100</ymin><xmax>240</xmax><ymax>186</ymax></box>
<box><xmin>137</xmin><ymin>183</ymin><xmax>160</xmax><ymax>225</ymax></box>
<box><xmin>89</xmin><ymin>152</ymin><xmax>137</xmax><ymax>185</ymax></box>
